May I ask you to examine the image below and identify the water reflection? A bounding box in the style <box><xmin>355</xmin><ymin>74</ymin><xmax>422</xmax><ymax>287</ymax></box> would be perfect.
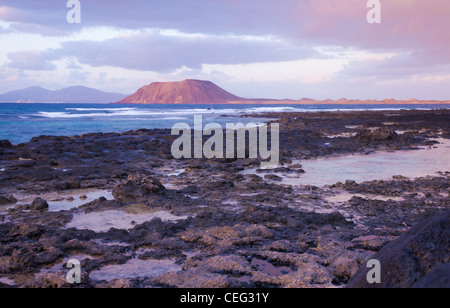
<box><xmin>242</xmin><ymin>139</ymin><xmax>450</xmax><ymax>187</ymax></box>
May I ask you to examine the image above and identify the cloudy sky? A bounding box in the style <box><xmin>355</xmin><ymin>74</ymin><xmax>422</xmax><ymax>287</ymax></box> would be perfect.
<box><xmin>0</xmin><ymin>0</ymin><xmax>449</xmax><ymax>100</ymax></box>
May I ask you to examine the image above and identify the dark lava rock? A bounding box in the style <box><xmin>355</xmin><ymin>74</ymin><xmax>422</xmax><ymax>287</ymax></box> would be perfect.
<box><xmin>0</xmin><ymin>195</ymin><xmax>17</xmax><ymax>206</ymax></box>
<box><xmin>0</xmin><ymin>140</ymin><xmax>13</xmax><ymax>149</ymax></box>
<box><xmin>303</xmin><ymin>211</ymin><xmax>352</xmax><ymax>227</ymax></box>
<box><xmin>330</xmin><ymin>257</ymin><xmax>360</xmax><ymax>280</ymax></box>
<box><xmin>412</xmin><ymin>263</ymin><xmax>450</xmax><ymax>288</ymax></box>
<box><xmin>22</xmin><ymin>273</ymin><xmax>74</xmax><ymax>288</ymax></box>
<box><xmin>78</xmin><ymin>199</ymin><xmax>123</xmax><ymax>213</ymax></box>
<box><xmin>347</xmin><ymin>211</ymin><xmax>450</xmax><ymax>288</ymax></box>
<box><xmin>112</xmin><ymin>174</ymin><xmax>165</xmax><ymax>203</ymax></box>
<box><xmin>30</xmin><ymin>198</ymin><xmax>49</xmax><ymax>212</ymax></box>
<box><xmin>264</xmin><ymin>174</ymin><xmax>283</xmax><ymax>181</ymax></box>
<box><xmin>95</xmin><ymin>279</ymin><xmax>134</xmax><ymax>288</ymax></box>
<box><xmin>354</xmin><ymin>127</ymin><xmax>398</xmax><ymax>142</ymax></box>
<box><xmin>8</xmin><ymin>223</ymin><xmax>43</xmax><ymax>238</ymax></box>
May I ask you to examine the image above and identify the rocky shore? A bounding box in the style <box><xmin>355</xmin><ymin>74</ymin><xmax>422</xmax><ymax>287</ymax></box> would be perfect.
<box><xmin>0</xmin><ymin>109</ymin><xmax>449</xmax><ymax>288</ymax></box>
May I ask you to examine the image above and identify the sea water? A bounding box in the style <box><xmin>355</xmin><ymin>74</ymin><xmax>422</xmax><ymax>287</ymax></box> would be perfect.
<box><xmin>0</xmin><ymin>103</ymin><xmax>448</xmax><ymax>144</ymax></box>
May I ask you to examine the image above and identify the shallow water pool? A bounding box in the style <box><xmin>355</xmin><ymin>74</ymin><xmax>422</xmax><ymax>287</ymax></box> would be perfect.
<box><xmin>66</xmin><ymin>210</ymin><xmax>189</xmax><ymax>232</ymax></box>
<box><xmin>12</xmin><ymin>189</ymin><xmax>114</xmax><ymax>212</ymax></box>
<box><xmin>243</xmin><ymin>139</ymin><xmax>450</xmax><ymax>187</ymax></box>
<box><xmin>89</xmin><ymin>258</ymin><xmax>181</xmax><ymax>281</ymax></box>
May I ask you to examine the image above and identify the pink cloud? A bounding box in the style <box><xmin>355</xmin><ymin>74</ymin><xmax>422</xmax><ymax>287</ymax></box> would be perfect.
<box><xmin>0</xmin><ymin>0</ymin><xmax>449</xmax><ymax>99</ymax></box>
<box><xmin>0</xmin><ymin>6</ymin><xmax>19</xmax><ymax>20</ymax></box>
<box><xmin>288</xmin><ymin>0</ymin><xmax>450</xmax><ymax>49</ymax></box>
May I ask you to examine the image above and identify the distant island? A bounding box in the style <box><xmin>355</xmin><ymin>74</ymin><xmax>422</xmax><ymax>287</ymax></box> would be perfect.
<box><xmin>117</xmin><ymin>79</ymin><xmax>450</xmax><ymax>105</ymax></box>
<box><xmin>0</xmin><ymin>86</ymin><xmax>127</xmax><ymax>104</ymax></box>
<box><xmin>1</xmin><ymin>81</ymin><xmax>449</xmax><ymax>105</ymax></box>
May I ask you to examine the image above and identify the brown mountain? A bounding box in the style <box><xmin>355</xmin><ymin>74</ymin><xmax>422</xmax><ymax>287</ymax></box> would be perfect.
<box><xmin>117</xmin><ymin>79</ymin><xmax>450</xmax><ymax>105</ymax></box>
<box><xmin>117</xmin><ymin>79</ymin><xmax>244</xmax><ymax>104</ymax></box>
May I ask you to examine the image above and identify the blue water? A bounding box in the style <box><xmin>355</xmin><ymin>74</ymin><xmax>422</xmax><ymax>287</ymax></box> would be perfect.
<box><xmin>0</xmin><ymin>103</ymin><xmax>448</xmax><ymax>145</ymax></box>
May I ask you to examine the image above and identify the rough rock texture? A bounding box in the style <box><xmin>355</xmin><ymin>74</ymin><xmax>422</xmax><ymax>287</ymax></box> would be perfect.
<box><xmin>0</xmin><ymin>140</ymin><xmax>13</xmax><ymax>149</ymax></box>
<box><xmin>22</xmin><ymin>273</ymin><xmax>72</xmax><ymax>289</ymax></box>
<box><xmin>0</xmin><ymin>110</ymin><xmax>448</xmax><ymax>288</ymax></box>
<box><xmin>30</xmin><ymin>198</ymin><xmax>49</xmax><ymax>212</ymax></box>
<box><xmin>347</xmin><ymin>211</ymin><xmax>450</xmax><ymax>288</ymax></box>
<box><xmin>354</xmin><ymin>127</ymin><xmax>398</xmax><ymax>143</ymax></box>
<box><xmin>112</xmin><ymin>174</ymin><xmax>165</xmax><ymax>203</ymax></box>
<box><xmin>412</xmin><ymin>263</ymin><xmax>450</xmax><ymax>288</ymax></box>
<box><xmin>95</xmin><ymin>279</ymin><xmax>133</xmax><ymax>289</ymax></box>
<box><xmin>330</xmin><ymin>257</ymin><xmax>360</xmax><ymax>280</ymax></box>
<box><xmin>153</xmin><ymin>270</ymin><xmax>232</xmax><ymax>288</ymax></box>
<box><xmin>0</xmin><ymin>195</ymin><xmax>17</xmax><ymax>206</ymax></box>
<box><xmin>185</xmin><ymin>255</ymin><xmax>253</xmax><ymax>275</ymax></box>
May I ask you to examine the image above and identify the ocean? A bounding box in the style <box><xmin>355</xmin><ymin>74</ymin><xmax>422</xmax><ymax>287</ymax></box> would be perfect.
<box><xmin>0</xmin><ymin>103</ymin><xmax>448</xmax><ymax>145</ymax></box>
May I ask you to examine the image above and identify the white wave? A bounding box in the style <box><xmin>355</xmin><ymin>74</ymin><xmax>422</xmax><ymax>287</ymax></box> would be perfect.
<box><xmin>36</xmin><ymin>111</ymin><xmax>125</xmax><ymax>118</ymax></box>
<box><xmin>156</xmin><ymin>117</ymin><xmax>189</xmax><ymax>120</ymax></box>
<box><xmin>65</xmin><ymin>107</ymin><xmax>138</xmax><ymax>111</ymax></box>
<box><xmin>243</xmin><ymin>106</ymin><xmax>300</xmax><ymax>113</ymax></box>
<box><xmin>35</xmin><ymin>110</ymin><xmax>195</xmax><ymax>119</ymax></box>
<box><xmin>37</xmin><ymin>105</ymin><xmax>436</xmax><ymax>120</ymax></box>
<box><xmin>123</xmin><ymin>117</ymin><xmax>188</xmax><ymax>121</ymax></box>
<box><xmin>38</xmin><ymin>107</ymin><xmax>287</xmax><ymax>119</ymax></box>
<box><xmin>37</xmin><ymin>107</ymin><xmax>231</xmax><ymax>118</ymax></box>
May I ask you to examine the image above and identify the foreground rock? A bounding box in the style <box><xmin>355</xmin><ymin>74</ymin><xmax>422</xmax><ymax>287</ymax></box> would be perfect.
<box><xmin>30</xmin><ymin>198</ymin><xmax>49</xmax><ymax>212</ymax></box>
<box><xmin>347</xmin><ymin>211</ymin><xmax>450</xmax><ymax>288</ymax></box>
<box><xmin>0</xmin><ymin>110</ymin><xmax>448</xmax><ymax>288</ymax></box>
<box><xmin>112</xmin><ymin>174</ymin><xmax>166</xmax><ymax>203</ymax></box>
<box><xmin>413</xmin><ymin>264</ymin><xmax>450</xmax><ymax>288</ymax></box>
<box><xmin>354</xmin><ymin>127</ymin><xmax>398</xmax><ymax>143</ymax></box>
<box><xmin>0</xmin><ymin>195</ymin><xmax>17</xmax><ymax>206</ymax></box>
<box><xmin>0</xmin><ymin>140</ymin><xmax>13</xmax><ymax>149</ymax></box>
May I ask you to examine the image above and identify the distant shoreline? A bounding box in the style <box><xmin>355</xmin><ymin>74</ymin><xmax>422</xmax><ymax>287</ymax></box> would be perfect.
<box><xmin>1</xmin><ymin>100</ymin><xmax>449</xmax><ymax>105</ymax></box>
<box><xmin>229</xmin><ymin>99</ymin><xmax>450</xmax><ymax>105</ymax></box>
<box><xmin>116</xmin><ymin>100</ymin><xmax>450</xmax><ymax>105</ymax></box>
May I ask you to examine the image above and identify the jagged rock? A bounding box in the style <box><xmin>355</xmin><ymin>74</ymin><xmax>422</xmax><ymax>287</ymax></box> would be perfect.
<box><xmin>22</xmin><ymin>273</ymin><xmax>71</xmax><ymax>288</ymax></box>
<box><xmin>0</xmin><ymin>195</ymin><xmax>17</xmax><ymax>206</ymax></box>
<box><xmin>95</xmin><ymin>279</ymin><xmax>133</xmax><ymax>288</ymax></box>
<box><xmin>347</xmin><ymin>211</ymin><xmax>450</xmax><ymax>288</ymax></box>
<box><xmin>185</xmin><ymin>255</ymin><xmax>253</xmax><ymax>275</ymax></box>
<box><xmin>0</xmin><ymin>140</ymin><xmax>13</xmax><ymax>149</ymax></box>
<box><xmin>30</xmin><ymin>198</ymin><xmax>49</xmax><ymax>212</ymax></box>
<box><xmin>152</xmin><ymin>270</ymin><xmax>232</xmax><ymax>288</ymax></box>
<box><xmin>264</xmin><ymin>174</ymin><xmax>283</xmax><ymax>181</ymax></box>
<box><xmin>412</xmin><ymin>264</ymin><xmax>450</xmax><ymax>288</ymax></box>
<box><xmin>354</xmin><ymin>127</ymin><xmax>398</xmax><ymax>142</ymax></box>
<box><xmin>330</xmin><ymin>257</ymin><xmax>360</xmax><ymax>279</ymax></box>
<box><xmin>8</xmin><ymin>223</ymin><xmax>42</xmax><ymax>238</ymax></box>
<box><xmin>351</xmin><ymin>235</ymin><xmax>396</xmax><ymax>251</ymax></box>
<box><xmin>112</xmin><ymin>174</ymin><xmax>165</xmax><ymax>203</ymax></box>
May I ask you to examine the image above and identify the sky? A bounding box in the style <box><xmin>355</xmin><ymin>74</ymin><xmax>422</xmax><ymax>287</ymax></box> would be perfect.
<box><xmin>0</xmin><ymin>0</ymin><xmax>449</xmax><ymax>100</ymax></box>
